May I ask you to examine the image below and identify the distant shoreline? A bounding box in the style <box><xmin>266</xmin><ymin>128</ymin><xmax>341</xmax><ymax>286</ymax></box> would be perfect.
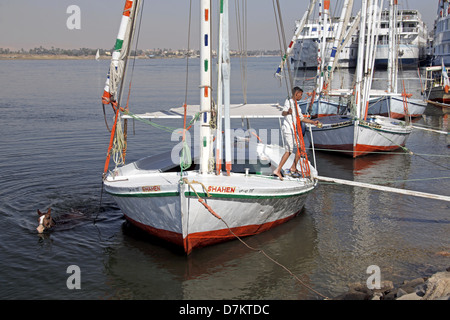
<box><xmin>1</xmin><ymin>54</ymin><xmax>114</xmax><ymax>60</ymax></box>
<box><xmin>0</xmin><ymin>53</ymin><xmax>278</xmax><ymax>60</ymax></box>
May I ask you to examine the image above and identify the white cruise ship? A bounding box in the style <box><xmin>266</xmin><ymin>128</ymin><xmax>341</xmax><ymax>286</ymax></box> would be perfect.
<box><xmin>292</xmin><ymin>8</ymin><xmax>428</xmax><ymax>70</ymax></box>
<box><xmin>375</xmin><ymin>9</ymin><xmax>428</xmax><ymax>68</ymax></box>
<box><xmin>432</xmin><ymin>0</ymin><xmax>450</xmax><ymax>65</ymax></box>
<box><xmin>291</xmin><ymin>16</ymin><xmax>359</xmax><ymax>69</ymax></box>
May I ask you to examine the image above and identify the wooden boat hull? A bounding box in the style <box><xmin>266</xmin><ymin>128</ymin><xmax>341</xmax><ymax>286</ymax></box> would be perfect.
<box><xmin>427</xmin><ymin>86</ymin><xmax>450</xmax><ymax>104</ymax></box>
<box><xmin>104</xmin><ymin>143</ymin><xmax>317</xmax><ymax>254</ymax></box>
<box><xmin>367</xmin><ymin>96</ymin><xmax>426</xmax><ymax>119</ymax></box>
<box><xmin>389</xmin><ymin>96</ymin><xmax>426</xmax><ymax>119</ymax></box>
<box><xmin>310</xmin><ymin>115</ymin><xmax>411</xmax><ymax>158</ymax></box>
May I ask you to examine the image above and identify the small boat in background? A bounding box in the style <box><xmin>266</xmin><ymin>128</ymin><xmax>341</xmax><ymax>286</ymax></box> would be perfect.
<box><xmin>425</xmin><ymin>64</ymin><xmax>450</xmax><ymax>104</ymax></box>
<box><xmin>310</xmin><ymin>0</ymin><xmax>412</xmax><ymax>158</ymax></box>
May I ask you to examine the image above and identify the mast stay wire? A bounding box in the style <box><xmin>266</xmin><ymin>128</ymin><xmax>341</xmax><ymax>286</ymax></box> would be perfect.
<box><xmin>272</xmin><ymin>0</ymin><xmax>294</xmax><ymax>93</ymax></box>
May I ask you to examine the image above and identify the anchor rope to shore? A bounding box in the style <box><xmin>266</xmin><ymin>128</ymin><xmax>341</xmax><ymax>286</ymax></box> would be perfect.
<box><xmin>317</xmin><ymin>176</ymin><xmax>450</xmax><ymax>202</ymax></box>
<box><xmin>182</xmin><ymin>178</ymin><xmax>329</xmax><ymax>300</ymax></box>
<box><xmin>320</xmin><ymin>176</ymin><xmax>450</xmax><ymax>186</ymax></box>
<box><xmin>412</xmin><ymin>124</ymin><xmax>449</xmax><ymax>135</ymax></box>
<box><xmin>305</xmin><ymin>147</ymin><xmax>450</xmax><ymax>158</ymax></box>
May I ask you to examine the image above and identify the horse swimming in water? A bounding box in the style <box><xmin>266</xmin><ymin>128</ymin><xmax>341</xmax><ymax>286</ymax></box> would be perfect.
<box><xmin>37</xmin><ymin>208</ymin><xmax>55</xmax><ymax>233</ymax></box>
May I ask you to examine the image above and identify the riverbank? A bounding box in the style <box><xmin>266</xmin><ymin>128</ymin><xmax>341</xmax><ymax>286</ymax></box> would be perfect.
<box><xmin>333</xmin><ymin>267</ymin><xmax>450</xmax><ymax>300</ymax></box>
<box><xmin>0</xmin><ymin>53</ymin><xmax>105</xmax><ymax>60</ymax></box>
<box><xmin>0</xmin><ymin>53</ymin><xmax>279</xmax><ymax>60</ymax></box>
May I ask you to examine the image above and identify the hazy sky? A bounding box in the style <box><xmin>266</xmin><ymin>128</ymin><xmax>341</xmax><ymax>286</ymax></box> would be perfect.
<box><xmin>0</xmin><ymin>0</ymin><xmax>438</xmax><ymax>51</ymax></box>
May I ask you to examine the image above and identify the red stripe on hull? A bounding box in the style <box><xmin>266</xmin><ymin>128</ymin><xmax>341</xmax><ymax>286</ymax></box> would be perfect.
<box><xmin>390</xmin><ymin>112</ymin><xmax>422</xmax><ymax>119</ymax></box>
<box><xmin>124</xmin><ymin>210</ymin><xmax>302</xmax><ymax>255</ymax></box>
<box><xmin>314</xmin><ymin>143</ymin><xmax>404</xmax><ymax>158</ymax></box>
<box><xmin>354</xmin><ymin>144</ymin><xmax>405</xmax><ymax>158</ymax></box>
<box><xmin>124</xmin><ymin>215</ymin><xmax>184</xmax><ymax>247</ymax></box>
<box><xmin>316</xmin><ymin>114</ymin><xmax>342</xmax><ymax>118</ymax></box>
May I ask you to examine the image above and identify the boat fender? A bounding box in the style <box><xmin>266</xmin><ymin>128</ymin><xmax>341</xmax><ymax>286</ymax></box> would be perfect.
<box><xmin>445</xmin><ymin>85</ymin><xmax>449</xmax><ymax>94</ymax></box>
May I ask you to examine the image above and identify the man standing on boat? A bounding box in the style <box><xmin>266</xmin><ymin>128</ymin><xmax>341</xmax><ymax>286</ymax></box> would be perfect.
<box><xmin>273</xmin><ymin>87</ymin><xmax>321</xmax><ymax>180</ymax></box>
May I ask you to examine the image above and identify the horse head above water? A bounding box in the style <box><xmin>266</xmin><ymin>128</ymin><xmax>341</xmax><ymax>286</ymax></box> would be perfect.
<box><xmin>37</xmin><ymin>208</ymin><xmax>55</xmax><ymax>233</ymax></box>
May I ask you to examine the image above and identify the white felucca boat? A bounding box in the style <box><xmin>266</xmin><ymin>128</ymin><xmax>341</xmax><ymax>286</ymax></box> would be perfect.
<box><xmin>101</xmin><ymin>0</ymin><xmax>318</xmax><ymax>254</ymax></box>
<box><xmin>277</xmin><ymin>0</ymin><xmax>356</xmax><ymax>118</ymax></box>
<box><xmin>310</xmin><ymin>0</ymin><xmax>412</xmax><ymax>158</ymax></box>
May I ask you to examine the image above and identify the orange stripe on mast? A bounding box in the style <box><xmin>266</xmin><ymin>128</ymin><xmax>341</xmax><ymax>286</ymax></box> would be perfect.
<box><xmin>225</xmin><ymin>162</ymin><xmax>232</xmax><ymax>175</ymax></box>
<box><xmin>102</xmin><ymin>90</ymin><xmax>111</xmax><ymax>105</ymax></box>
<box><xmin>123</xmin><ymin>0</ymin><xmax>133</xmax><ymax>17</ymax></box>
<box><xmin>363</xmin><ymin>101</ymin><xmax>369</xmax><ymax>120</ymax></box>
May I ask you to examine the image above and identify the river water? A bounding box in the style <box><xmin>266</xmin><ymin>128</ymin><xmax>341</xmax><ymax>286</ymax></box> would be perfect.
<box><xmin>0</xmin><ymin>56</ymin><xmax>448</xmax><ymax>300</ymax></box>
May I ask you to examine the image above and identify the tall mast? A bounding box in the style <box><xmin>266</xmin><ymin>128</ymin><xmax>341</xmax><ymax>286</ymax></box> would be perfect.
<box><xmin>101</xmin><ymin>0</ymin><xmax>141</xmax><ymax>176</ymax></box>
<box><xmin>387</xmin><ymin>0</ymin><xmax>398</xmax><ymax>94</ymax></box>
<box><xmin>352</xmin><ymin>0</ymin><xmax>368</xmax><ymax>151</ymax></box>
<box><xmin>330</xmin><ymin>9</ymin><xmax>360</xmax><ymax>74</ymax></box>
<box><xmin>216</xmin><ymin>0</ymin><xmax>231</xmax><ymax>175</ymax></box>
<box><xmin>355</xmin><ymin>0</ymin><xmax>367</xmax><ymax>120</ymax></box>
<box><xmin>362</xmin><ymin>0</ymin><xmax>384</xmax><ymax>120</ymax></box>
<box><xmin>275</xmin><ymin>0</ymin><xmax>318</xmax><ymax>77</ymax></box>
<box><xmin>102</xmin><ymin>0</ymin><xmax>140</xmax><ymax>106</ymax></box>
<box><xmin>316</xmin><ymin>0</ymin><xmax>329</xmax><ymax>92</ymax></box>
<box><xmin>216</xmin><ymin>0</ymin><xmax>224</xmax><ymax>175</ymax></box>
<box><xmin>325</xmin><ymin>0</ymin><xmax>353</xmax><ymax>86</ymax></box>
<box><xmin>320</xmin><ymin>0</ymin><xmax>330</xmax><ymax>90</ymax></box>
<box><xmin>199</xmin><ymin>0</ymin><xmax>213</xmax><ymax>175</ymax></box>
<box><xmin>221</xmin><ymin>0</ymin><xmax>232</xmax><ymax>175</ymax></box>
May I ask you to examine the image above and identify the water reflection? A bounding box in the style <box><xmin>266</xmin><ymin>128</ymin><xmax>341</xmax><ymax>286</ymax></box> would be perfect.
<box><xmin>102</xmin><ymin>210</ymin><xmax>319</xmax><ymax>299</ymax></box>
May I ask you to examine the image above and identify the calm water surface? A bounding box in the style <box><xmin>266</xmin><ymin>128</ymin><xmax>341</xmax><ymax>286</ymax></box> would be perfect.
<box><xmin>0</xmin><ymin>57</ymin><xmax>448</xmax><ymax>299</ymax></box>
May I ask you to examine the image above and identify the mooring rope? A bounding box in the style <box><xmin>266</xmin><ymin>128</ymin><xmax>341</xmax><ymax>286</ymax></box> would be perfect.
<box><xmin>183</xmin><ymin>178</ymin><xmax>329</xmax><ymax>300</ymax></box>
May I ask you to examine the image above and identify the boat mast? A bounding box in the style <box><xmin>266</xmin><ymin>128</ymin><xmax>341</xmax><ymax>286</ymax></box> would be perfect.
<box><xmin>387</xmin><ymin>0</ymin><xmax>398</xmax><ymax>94</ymax></box>
<box><xmin>102</xmin><ymin>0</ymin><xmax>140</xmax><ymax>106</ymax></box>
<box><xmin>219</xmin><ymin>0</ymin><xmax>232</xmax><ymax>175</ymax></box>
<box><xmin>101</xmin><ymin>0</ymin><xmax>141</xmax><ymax>176</ymax></box>
<box><xmin>216</xmin><ymin>0</ymin><xmax>224</xmax><ymax>175</ymax></box>
<box><xmin>317</xmin><ymin>0</ymin><xmax>329</xmax><ymax>92</ymax></box>
<box><xmin>199</xmin><ymin>0</ymin><xmax>213</xmax><ymax>175</ymax></box>
<box><xmin>325</xmin><ymin>0</ymin><xmax>353</xmax><ymax>88</ymax></box>
<box><xmin>274</xmin><ymin>0</ymin><xmax>318</xmax><ymax>77</ymax></box>
<box><xmin>353</xmin><ymin>0</ymin><xmax>368</xmax><ymax>150</ymax></box>
<box><xmin>330</xmin><ymin>10</ymin><xmax>360</xmax><ymax>74</ymax></box>
<box><xmin>216</xmin><ymin>0</ymin><xmax>231</xmax><ymax>175</ymax></box>
<box><xmin>362</xmin><ymin>0</ymin><xmax>384</xmax><ymax>120</ymax></box>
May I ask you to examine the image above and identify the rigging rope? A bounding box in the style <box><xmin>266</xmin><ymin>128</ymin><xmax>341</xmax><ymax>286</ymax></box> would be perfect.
<box><xmin>272</xmin><ymin>0</ymin><xmax>293</xmax><ymax>91</ymax></box>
